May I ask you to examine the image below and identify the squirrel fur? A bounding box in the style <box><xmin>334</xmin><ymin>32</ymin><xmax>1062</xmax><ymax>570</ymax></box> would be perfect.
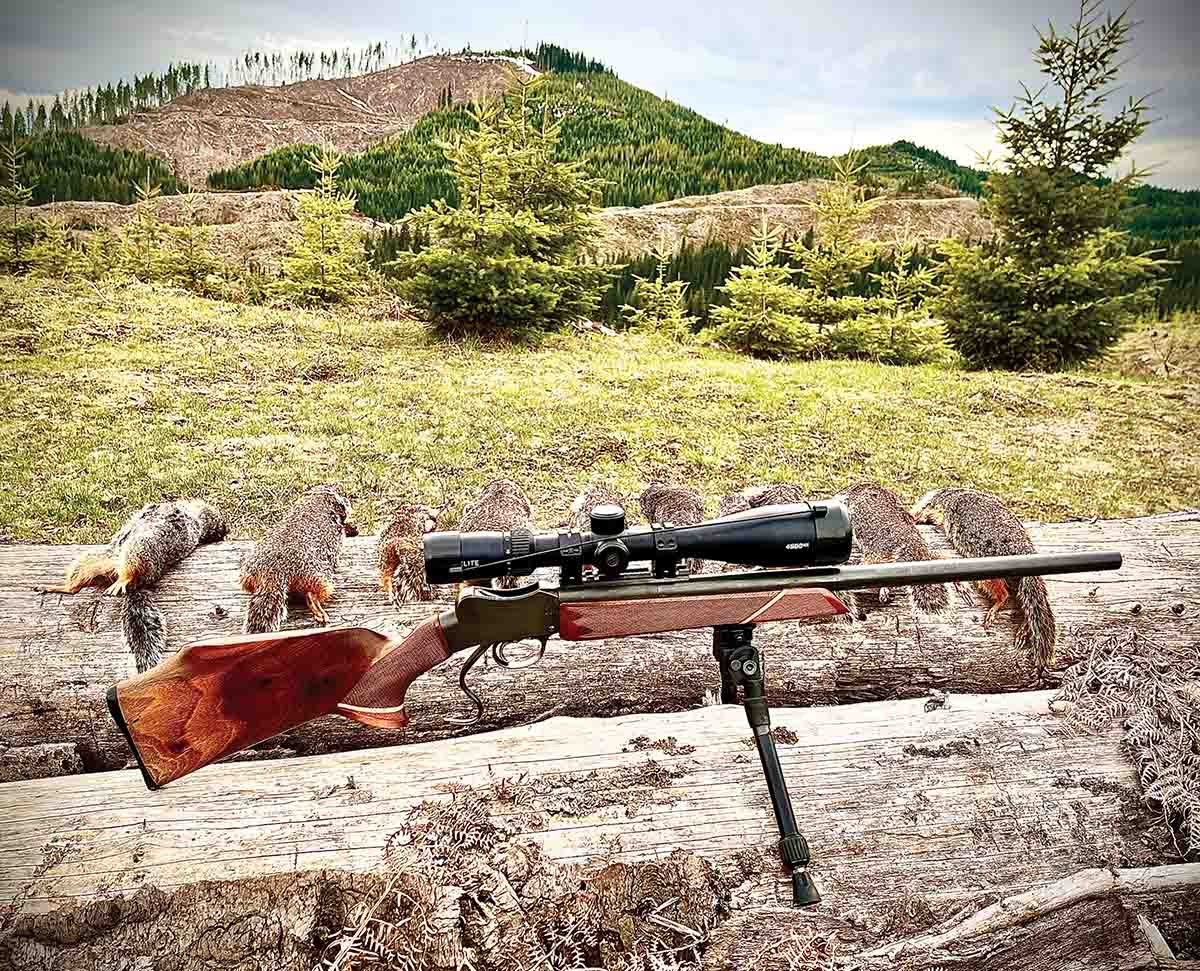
<box><xmin>45</xmin><ymin>499</ymin><xmax>227</xmax><ymax>672</ymax></box>
<box><xmin>836</xmin><ymin>481</ymin><xmax>949</xmax><ymax>615</ymax></box>
<box><xmin>376</xmin><ymin>503</ymin><xmax>441</xmax><ymax>605</ymax></box>
<box><xmin>639</xmin><ymin>480</ymin><xmax>708</xmax><ymax>574</ymax></box>
<box><xmin>912</xmin><ymin>487</ymin><xmax>1056</xmax><ymax>670</ymax></box>
<box><xmin>458</xmin><ymin>478</ymin><xmax>533</xmax><ymax>591</ymax></box>
<box><xmin>717</xmin><ymin>483</ymin><xmax>806</xmax><ymax>518</ymax></box>
<box><xmin>240</xmin><ymin>485</ymin><xmax>355</xmax><ymax>633</ymax></box>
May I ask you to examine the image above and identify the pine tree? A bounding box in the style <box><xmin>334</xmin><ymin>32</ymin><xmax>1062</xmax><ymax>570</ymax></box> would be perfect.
<box><xmin>392</xmin><ymin>69</ymin><xmax>610</xmax><ymax>337</ymax></box>
<box><xmin>621</xmin><ymin>233</ymin><xmax>696</xmax><ymax>341</ymax></box>
<box><xmin>0</xmin><ymin>134</ymin><xmax>36</xmax><ymax>273</ymax></box>
<box><xmin>276</xmin><ymin>146</ymin><xmax>363</xmax><ymax>304</ymax></box>
<box><xmin>936</xmin><ymin>0</ymin><xmax>1165</xmax><ymax>370</ymax></box>
<box><xmin>119</xmin><ymin>172</ymin><xmax>167</xmax><ymax>280</ymax></box>
<box><xmin>167</xmin><ymin>192</ymin><xmax>221</xmax><ymax>292</ymax></box>
<box><xmin>702</xmin><ymin>213</ymin><xmax>823</xmax><ymax>359</ymax></box>
<box><xmin>789</xmin><ymin>151</ymin><xmax>880</xmax><ymax>333</ymax></box>
<box><xmin>28</xmin><ymin>214</ymin><xmax>82</xmax><ymax>278</ymax></box>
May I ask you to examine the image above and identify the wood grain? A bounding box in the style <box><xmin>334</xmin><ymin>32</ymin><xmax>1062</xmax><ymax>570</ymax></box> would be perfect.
<box><xmin>111</xmin><ymin>627</ymin><xmax>393</xmax><ymax>787</ymax></box>
<box><xmin>1</xmin><ymin>512</ymin><xmax>1196</xmax><ymax>778</ymax></box>
<box><xmin>0</xmin><ymin>692</ymin><xmax>1184</xmax><ymax>968</ymax></box>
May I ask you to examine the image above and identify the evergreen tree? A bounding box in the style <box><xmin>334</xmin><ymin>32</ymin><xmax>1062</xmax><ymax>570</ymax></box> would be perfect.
<box><xmin>28</xmin><ymin>214</ymin><xmax>82</xmax><ymax>278</ymax></box>
<box><xmin>392</xmin><ymin>69</ymin><xmax>610</xmax><ymax>337</ymax></box>
<box><xmin>789</xmin><ymin>151</ymin><xmax>880</xmax><ymax>333</ymax></box>
<box><xmin>621</xmin><ymin>233</ymin><xmax>696</xmax><ymax>341</ymax></box>
<box><xmin>119</xmin><ymin>172</ymin><xmax>167</xmax><ymax>280</ymax></box>
<box><xmin>167</xmin><ymin>192</ymin><xmax>221</xmax><ymax>292</ymax></box>
<box><xmin>276</xmin><ymin>146</ymin><xmax>364</xmax><ymax>304</ymax></box>
<box><xmin>936</xmin><ymin>0</ymin><xmax>1166</xmax><ymax>369</ymax></box>
<box><xmin>0</xmin><ymin>134</ymin><xmax>36</xmax><ymax>273</ymax></box>
<box><xmin>702</xmin><ymin>214</ymin><xmax>823</xmax><ymax>359</ymax></box>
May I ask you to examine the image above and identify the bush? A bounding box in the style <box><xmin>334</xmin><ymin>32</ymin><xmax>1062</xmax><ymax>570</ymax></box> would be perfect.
<box><xmin>938</xmin><ymin>231</ymin><xmax>1160</xmax><ymax>369</ymax></box>
<box><xmin>621</xmin><ymin>236</ymin><xmax>696</xmax><ymax>341</ymax></box>
<box><xmin>826</xmin><ymin>311</ymin><xmax>958</xmax><ymax>366</ymax></box>
<box><xmin>276</xmin><ymin>147</ymin><xmax>365</xmax><ymax>305</ymax></box>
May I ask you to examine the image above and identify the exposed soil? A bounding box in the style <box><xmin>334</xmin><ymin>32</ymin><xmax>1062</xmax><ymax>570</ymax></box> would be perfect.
<box><xmin>80</xmin><ymin>54</ymin><xmax>527</xmax><ymax>187</ymax></box>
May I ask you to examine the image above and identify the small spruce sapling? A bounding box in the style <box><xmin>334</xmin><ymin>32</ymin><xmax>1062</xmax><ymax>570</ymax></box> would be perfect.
<box><xmin>168</xmin><ymin>192</ymin><xmax>221</xmax><ymax>293</ymax></box>
<box><xmin>27</xmin><ymin>214</ymin><xmax>82</xmax><ymax>278</ymax></box>
<box><xmin>277</xmin><ymin>145</ymin><xmax>364</xmax><ymax>304</ymax></box>
<box><xmin>789</xmin><ymin>151</ymin><xmax>882</xmax><ymax>334</ymax></box>
<box><xmin>120</xmin><ymin>172</ymin><xmax>167</xmax><ymax>281</ymax></box>
<box><xmin>702</xmin><ymin>212</ymin><xmax>823</xmax><ymax>359</ymax></box>
<box><xmin>935</xmin><ymin>0</ymin><xmax>1166</xmax><ymax>370</ymax></box>
<box><xmin>0</xmin><ymin>134</ymin><xmax>35</xmax><ymax>273</ymax></box>
<box><xmin>621</xmin><ymin>233</ymin><xmax>696</xmax><ymax>341</ymax></box>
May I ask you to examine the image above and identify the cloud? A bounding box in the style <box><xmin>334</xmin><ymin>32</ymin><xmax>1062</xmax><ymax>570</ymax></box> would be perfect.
<box><xmin>0</xmin><ymin>0</ymin><xmax>1196</xmax><ymax>188</ymax></box>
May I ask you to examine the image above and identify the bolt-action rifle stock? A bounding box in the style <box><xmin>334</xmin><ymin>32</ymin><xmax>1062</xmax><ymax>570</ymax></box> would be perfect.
<box><xmin>107</xmin><ymin>496</ymin><xmax>1120</xmax><ymax>907</ymax></box>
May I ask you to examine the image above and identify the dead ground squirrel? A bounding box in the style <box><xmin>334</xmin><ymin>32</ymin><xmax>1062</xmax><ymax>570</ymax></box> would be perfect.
<box><xmin>569</xmin><ymin>482</ymin><xmax>632</xmax><ymax>533</ymax></box>
<box><xmin>639</xmin><ymin>481</ymin><xmax>709</xmax><ymax>573</ymax></box>
<box><xmin>240</xmin><ymin>485</ymin><xmax>356</xmax><ymax>633</ymax></box>
<box><xmin>376</xmin><ymin>503</ymin><xmax>441</xmax><ymax>605</ymax></box>
<box><xmin>42</xmin><ymin>499</ymin><xmax>227</xmax><ymax>672</ymax></box>
<box><xmin>458</xmin><ymin>478</ymin><xmax>533</xmax><ymax>591</ymax></box>
<box><xmin>912</xmin><ymin>487</ymin><xmax>1056</xmax><ymax>670</ymax></box>
<box><xmin>836</xmin><ymin>481</ymin><xmax>949</xmax><ymax>615</ymax></box>
<box><xmin>717</xmin><ymin>483</ymin><xmax>807</xmax><ymax>518</ymax></box>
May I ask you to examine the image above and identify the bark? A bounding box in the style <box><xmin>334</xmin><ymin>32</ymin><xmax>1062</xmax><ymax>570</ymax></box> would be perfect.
<box><xmin>0</xmin><ymin>691</ymin><xmax>1186</xmax><ymax>969</ymax></box>
<box><xmin>1</xmin><ymin>512</ymin><xmax>1195</xmax><ymax>776</ymax></box>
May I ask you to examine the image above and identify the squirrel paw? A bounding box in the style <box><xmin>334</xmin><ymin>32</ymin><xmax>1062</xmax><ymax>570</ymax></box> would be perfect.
<box><xmin>105</xmin><ymin>580</ymin><xmax>130</xmax><ymax>597</ymax></box>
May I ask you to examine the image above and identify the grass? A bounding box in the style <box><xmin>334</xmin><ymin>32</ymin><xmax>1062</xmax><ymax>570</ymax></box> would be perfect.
<box><xmin>1</xmin><ymin>277</ymin><xmax>1197</xmax><ymax>543</ymax></box>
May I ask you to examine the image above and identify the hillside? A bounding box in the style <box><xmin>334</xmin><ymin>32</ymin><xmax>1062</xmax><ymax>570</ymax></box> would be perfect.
<box><xmin>77</xmin><ymin>54</ymin><xmax>525</xmax><ymax>187</ymax></box>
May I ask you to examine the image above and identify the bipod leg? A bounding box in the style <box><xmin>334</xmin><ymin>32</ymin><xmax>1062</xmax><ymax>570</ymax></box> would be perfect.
<box><xmin>713</xmin><ymin>625</ymin><xmax>820</xmax><ymax>906</ymax></box>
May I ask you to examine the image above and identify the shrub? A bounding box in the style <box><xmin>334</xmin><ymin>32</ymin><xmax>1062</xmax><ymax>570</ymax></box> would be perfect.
<box><xmin>826</xmin><ymin>311</ymin><xmax>958</xmax><ymax>366</ymax></box>
<box><xmin>703</xmin><ymin>215</ymin><xmax>826</xmax><ymax>359</ymax></box>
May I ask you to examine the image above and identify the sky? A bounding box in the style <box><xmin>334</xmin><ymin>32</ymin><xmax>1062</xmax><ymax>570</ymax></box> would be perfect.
<box><xmin>1</xmin><ymin>0</ymin><xmax>1197</xmax><ymax>189</ymax></box>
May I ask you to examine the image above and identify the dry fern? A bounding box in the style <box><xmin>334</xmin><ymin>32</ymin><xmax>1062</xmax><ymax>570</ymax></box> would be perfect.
<box><xmin>1051</xmin><ymin>631</ymin><xmax>1200</xmax><ymax>856</ymax></box>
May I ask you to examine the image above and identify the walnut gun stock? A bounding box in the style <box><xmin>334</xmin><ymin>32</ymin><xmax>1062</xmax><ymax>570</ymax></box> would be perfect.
<box><xmin>108</xmin><ymin>550</ymin><xmax>1121</xmax><ymax>789</ymax></box>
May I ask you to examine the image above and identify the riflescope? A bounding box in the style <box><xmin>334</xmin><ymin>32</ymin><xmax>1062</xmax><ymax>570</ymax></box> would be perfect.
<box><xmin>424</xmin><ymin>500</ymin><xmax>853</xmax><ymax>583</ymax></box>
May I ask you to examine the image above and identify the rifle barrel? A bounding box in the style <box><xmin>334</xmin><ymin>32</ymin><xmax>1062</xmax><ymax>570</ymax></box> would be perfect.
<box><xmin>558</xmin><ymin>551</ymin><xmax>1121</xmax><ymax>604</ymax></box>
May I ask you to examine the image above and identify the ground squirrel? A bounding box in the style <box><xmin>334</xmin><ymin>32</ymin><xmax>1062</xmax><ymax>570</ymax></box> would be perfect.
<box><xmin>912</xmin><ymin>487</ymin><xmax>1056</xmax><ymax>670</ymax></box>
<box><xmin>717</xmin><ymin>482</ymin><xmax>806</xmax><ymax>518</ymax></box>
<box><xmin>639</xmin><ymin>481</ymin><xmax>708</xmax><ymax>573</ymax></box>
<box><xmin>42</xmin><ymin>499</ymin><xmax>227</xmax><ymax>672</ymax></box>
<box><xmin>569</xmin><ymin>482</ymin><xmax>631</xmax><ymax>533</ymax></box>
<box><xmin>458</xmin><ymin>478</ymin><xmax>533</xmax><ymax>590</ymax></box>
<box><xmin>836</xmin><ymin>481</ymin><xmax>949</xmax><ymax>615</ymax></box>
<box><xmin>376</xmin><ymin>503</ymin><xmax>440</xmax><ymax>605</ymax></box>
<box><xmin>240</xmin><ymin>484</ymin><xmax>356</xmax><ymax>633</ymax></box>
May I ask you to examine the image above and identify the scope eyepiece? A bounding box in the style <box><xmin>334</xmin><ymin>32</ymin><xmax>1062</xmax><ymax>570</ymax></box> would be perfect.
<box><xmin>423</xmin><ymin>499</ymin><xmax>853</xmax><ymax>585</ymax></box>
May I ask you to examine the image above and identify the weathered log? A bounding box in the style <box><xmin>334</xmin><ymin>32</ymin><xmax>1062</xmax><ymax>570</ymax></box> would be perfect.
<box><xmin>705</xmin><ymin>865</ymin><xmax>1200</xmax><ymax>970</ymax></box>
<box><xmin>0</xmin><ymin>692</ymin><xmax>1182</xmax><ymax>969</ymax></box>
<box><xmin>1</xmin><ymin>512</ymin><xmax>1195</xmax><ymax>776</ymax></box>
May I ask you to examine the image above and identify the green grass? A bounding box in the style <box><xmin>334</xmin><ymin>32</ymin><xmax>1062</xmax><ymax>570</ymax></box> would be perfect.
<box><xmin>1</xmin><ymin>277</ymin><xmax>1197</xmax><ymax>543</ymax></box>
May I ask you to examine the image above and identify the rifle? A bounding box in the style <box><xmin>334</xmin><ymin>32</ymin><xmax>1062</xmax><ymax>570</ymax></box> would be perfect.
<box><xmin>107</xmin><ymin>500</ymin><xmax>1121</xmax><ymax>906</ymax></box>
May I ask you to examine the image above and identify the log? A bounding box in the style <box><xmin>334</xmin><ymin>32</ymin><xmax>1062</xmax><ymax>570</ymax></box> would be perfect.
<box><xmin>0</xmin><ymin>691</ymin><xmax>1186</xmax><ymax>970</ymax></box>
<box><xmin>1</xmin><ymin>512</ymin><xmax>1196</xmax><ymax>776</ymax></box>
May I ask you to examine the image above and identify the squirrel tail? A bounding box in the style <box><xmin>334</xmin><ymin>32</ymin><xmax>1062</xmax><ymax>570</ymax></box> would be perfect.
<box><xmin>910</xmin><ymin>580</ymin><xmax>951</xmax><ymax>615</ymax></box>
<box><xmin>1014</xmin><ymin>575</ymin><xmax>1056</xmax><ymax>671</ymax></box>
<box><xmin>244</xmin><ymin>581</ymin><xmax>287</xmax><ymax>634</ymax></box>
<box><xmin>122</xmin><ymin>588</ymin><xmax>165</xmax><ymax>673</ymax></box>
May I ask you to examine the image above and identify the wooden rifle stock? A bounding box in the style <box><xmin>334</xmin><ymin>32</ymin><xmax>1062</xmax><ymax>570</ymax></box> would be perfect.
<box><xmin>108</xmin><ymin>615</ymin><xmax>451</xmax><ymax>789</ymax></box>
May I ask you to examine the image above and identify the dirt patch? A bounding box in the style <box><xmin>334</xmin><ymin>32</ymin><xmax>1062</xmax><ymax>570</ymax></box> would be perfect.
<box><xmin>596</xmin><ymin>180</ymin><xmax>992</xmax><ymax>259</ymax></box>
